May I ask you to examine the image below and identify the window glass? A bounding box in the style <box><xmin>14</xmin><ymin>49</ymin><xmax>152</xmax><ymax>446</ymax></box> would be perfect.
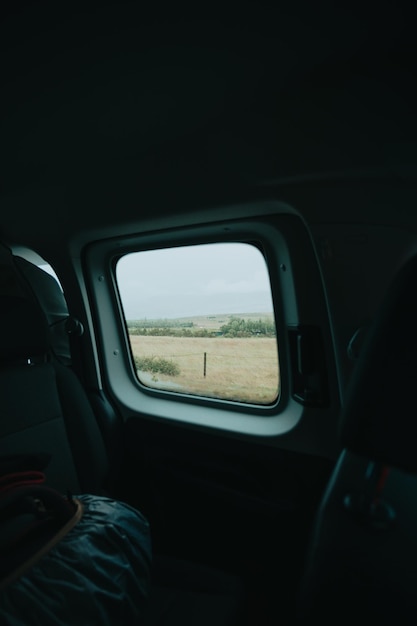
<box><xmin>116</xmin><ymin>242</ymin><xmax>280</xmax><ymax>405</ymax></box>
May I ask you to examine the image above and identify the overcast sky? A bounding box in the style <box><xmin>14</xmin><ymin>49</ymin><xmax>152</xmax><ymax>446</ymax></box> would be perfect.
<box><xmin>116</xmin><ymin>242</ymin><xmax>274</xmax><ymax>320</ymax></box>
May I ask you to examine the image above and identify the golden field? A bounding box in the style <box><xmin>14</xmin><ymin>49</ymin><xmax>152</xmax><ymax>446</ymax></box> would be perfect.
<box><xmin>129</xmin><ymin>335</ymin><xmax>280</xmax><ymax>404</ymax></box>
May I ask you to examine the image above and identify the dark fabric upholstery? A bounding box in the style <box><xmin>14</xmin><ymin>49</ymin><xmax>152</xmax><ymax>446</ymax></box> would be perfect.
<box><xmin>0</xmin><ymin>363</ymin><xmax>80</xmax><ymax>492</ymax></box>
<box><xmin>54</xmin><ymin>362</ymin><xmax>108</xmax><ymax>493</ymax></box>
<box><xmin>1</xmin><ymin>418</ymin><xmax>80</xmax><ymax>494</ymax></box>
<box><xmin>340</xmin><ymin>253</ymin><xmax>417</xmax><ymax>473</ymax></box>
<box><xmin>0</xmin><ymin>295</ymin><xmax>49</xmax><ymax>361</ymax></box>
<box><xmin>13</xmin><ymin>256</ymin><xmax>123</xmax><ymax>486</ymax></box>
<box><xmin>0</xmin><ymin>364</ymin><xmax>61</xmax><ymax>436</ymax></box>
<box><xmin>0</xmin><ymin>293</ymin><xmax>109</xmax><ymax>494</ymax></box>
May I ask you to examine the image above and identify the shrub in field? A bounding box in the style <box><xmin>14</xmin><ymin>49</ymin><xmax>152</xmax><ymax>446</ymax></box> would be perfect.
<box><xmin>134</xmin><ymin>355</ymin><xmax>180</xmax><ymax>376</ymax></box>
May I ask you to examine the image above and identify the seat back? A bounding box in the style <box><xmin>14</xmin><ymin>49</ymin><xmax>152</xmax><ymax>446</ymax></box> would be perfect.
<box><xmin>297</xmin><ymin>254</ymin><xmax>417</xmax><ymax>623</ymax></box>
<box><xmin>0</xmin><ymin>249</ymin><xmax>108</xmax><ymax>495</ymax></box>
<box><xmin>0</xmin><ymin>246</ymin><xmax>246</xmax><ymax>626</ymax></box>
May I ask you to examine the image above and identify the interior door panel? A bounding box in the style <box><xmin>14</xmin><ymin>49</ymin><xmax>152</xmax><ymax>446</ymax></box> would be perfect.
<box><xmin>116</xmin><ymin>417</ymin><xmax>334</xmax><ymax>616</ymax></box>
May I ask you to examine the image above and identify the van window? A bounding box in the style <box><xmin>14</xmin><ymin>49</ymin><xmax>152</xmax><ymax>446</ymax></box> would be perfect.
<box><xmin>116</xmin><ymin>242</ymin><xmax>280</xmax><ymax>405</ymax></box>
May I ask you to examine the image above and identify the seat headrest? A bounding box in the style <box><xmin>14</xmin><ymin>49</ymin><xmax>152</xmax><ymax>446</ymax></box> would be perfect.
<box><xmin>13</xmin><ymin>257</ymin><xmax>68</xmax><ymax>323</ymax></box>
<box><xmin>340</xmin><ymin>254</ymin><xmax>417</xmax><ymax>473</ymax></box>
<box><xmin>0</xmin><ymin>295</ymin><xmax>49</xmax><ymax>362</ymax></box>
<box><xmin>13</xmin><ymin>256</ymin><xmax>71</xmax><ymax>364</ymax></box>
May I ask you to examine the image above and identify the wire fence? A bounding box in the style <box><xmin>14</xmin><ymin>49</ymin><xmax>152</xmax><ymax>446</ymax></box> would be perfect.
<box><xmin>131</xmin><ymin>336</ymin><xmax>280</xmax><ymax>401</ymax></box>
<box><xmin>157</xmin><ymin>352</ymin><xmax>278</xmax><ymax>359</ymax></box>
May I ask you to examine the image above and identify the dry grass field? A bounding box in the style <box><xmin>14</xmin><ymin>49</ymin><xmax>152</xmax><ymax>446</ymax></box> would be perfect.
<box><xmin>129</xmin><ymin>335</ymin><xmax>280</xmax><ymax>404</ymax></box>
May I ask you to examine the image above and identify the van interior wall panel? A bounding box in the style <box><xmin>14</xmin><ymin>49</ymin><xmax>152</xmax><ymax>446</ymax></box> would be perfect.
<box><xmin>116</xmin><ymin>418</ymin><xmax>334</xmax><ymax>620</ymax></box>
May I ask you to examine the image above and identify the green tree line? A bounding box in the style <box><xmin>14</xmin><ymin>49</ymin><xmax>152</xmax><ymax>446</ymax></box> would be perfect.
<box><xmin>128</xmin><ymin>316</ymin><xmax>275</xmax><ymax>338</ymax></box>
<box><xmin>220</xmin><ymin>316</ymin><xmax>276</xmax><ymax>337</ymax></box>
<box><xmin>129</xmin><ymin>319</ymin><xmax>194</xmax><ymax>329</ymax></box>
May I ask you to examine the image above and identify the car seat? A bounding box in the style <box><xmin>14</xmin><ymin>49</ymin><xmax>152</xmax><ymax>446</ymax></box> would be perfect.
<box><xmin>0</xmin><ymin>246</ymin><xmax>244</xmax><ymax>625</ymax></box>
<box><xmin>296</xmin><ymin>253</ymin><xmax>417</xmax><ymax>624</ymax></box>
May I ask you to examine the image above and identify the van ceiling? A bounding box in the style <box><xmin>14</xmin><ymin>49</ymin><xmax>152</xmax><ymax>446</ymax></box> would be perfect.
<box><xmin>0</xmin><ymin>2</ymin><xmax>416</xmax><ymax>247</ymax></box>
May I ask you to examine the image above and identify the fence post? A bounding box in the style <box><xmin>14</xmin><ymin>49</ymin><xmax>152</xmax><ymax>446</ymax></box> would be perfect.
<box><xmin>204</xmin><ymin>352</ymin><xmax>207</xmax><ymax>377</ymax></box>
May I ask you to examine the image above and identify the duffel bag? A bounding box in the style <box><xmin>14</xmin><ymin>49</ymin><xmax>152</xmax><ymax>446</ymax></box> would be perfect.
<box><xmin>0</xmin><ymin>455</ymin><xmax>152</xmax><ymax>626</ymax></box>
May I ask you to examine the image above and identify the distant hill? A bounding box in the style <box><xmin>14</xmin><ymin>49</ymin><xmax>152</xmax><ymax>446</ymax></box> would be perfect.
<box><xmin>127</xmin><ymin>313</ymin><xmax>276</xmax><ymax>338</ymax></box>
<box><xmin>127</xmin><ymin>312</ymin><xmax>274</xmax><ymax>331</ymax></box>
